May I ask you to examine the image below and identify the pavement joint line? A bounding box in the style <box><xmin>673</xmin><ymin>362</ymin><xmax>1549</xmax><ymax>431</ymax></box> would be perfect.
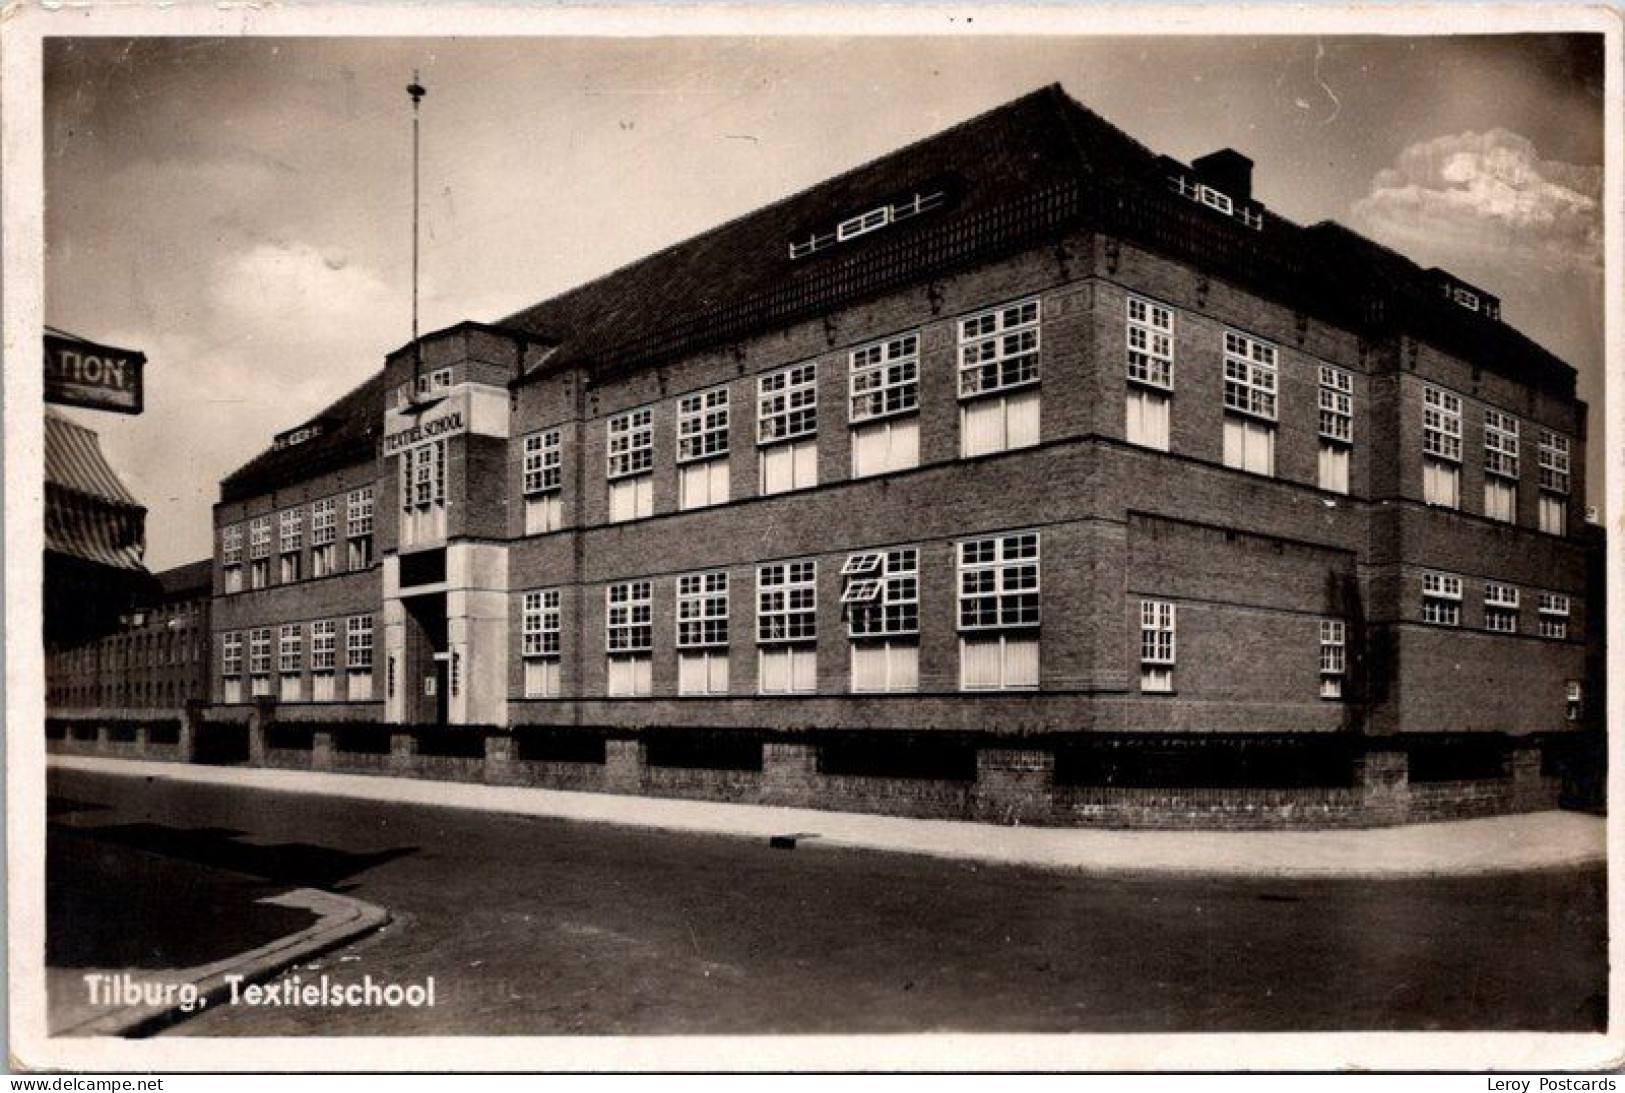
<box><xmin>58</xmin><ymin>887</ymin><xmax>390</xmax><ymax>1039</ymax></box>
<box><xmin>48</xmin><ymin>755</ymin><xmax>1607</xmax><ymax>880</ymax></box>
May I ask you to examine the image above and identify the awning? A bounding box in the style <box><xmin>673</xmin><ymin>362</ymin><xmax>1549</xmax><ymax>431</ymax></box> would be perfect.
<box><xmin>44</xmin><ymin>410</ymin><xmax>146</xmax><ymax>571</ymax></box>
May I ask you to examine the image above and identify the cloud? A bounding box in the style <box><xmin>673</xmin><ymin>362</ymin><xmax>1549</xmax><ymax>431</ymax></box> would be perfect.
<box><xmin>1352</xmin><ymin>129</ymin><xmax>1601</xmax><ymax>274</ymax></box>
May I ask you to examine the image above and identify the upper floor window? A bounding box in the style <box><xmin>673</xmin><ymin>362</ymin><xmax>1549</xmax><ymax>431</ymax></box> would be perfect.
<box><xmin>788</xmin><ymin>191</ymin><xmax>946</xmax><ymax>260</ymax></box>
<box><xmin>1538</xmin><ymin>593</ymin><xmax>1571</xmax><ymax>639</ymax></box>
<box><xmin>959</xmin><ymin>299</ymin><xmax>1040</xmax><ymax>399</ymax></box>
<box><xmin>607</xmin><ymin>408</ymin><xmax>654</xmax><ymax>480</ymax></box>
<box><xmin>758</xmin><ymin>561</ymin><xmax>818</xmax><ymax>643</ymax></box>
<box><xmin>1222</xmin><ymin>331</ymin><xmax>1277</xmax><ymax>420</ymax></box>
<box><xmin>1319</xmin><ymin>619</ymin><xmax>1346</xmax><ymax>699</ymax></box>
<box><xmin>221</xmin><ymin>524</ymin><xmax>243</xmax><ymax>567</ymax></box>
<box><xmin>523</xmin><ymin>589</ymin><xmax>562</xmax><ymax>657</ymax></box>
<box><xmin>1126</xmin><ymin>296</ymin><xmax>1174</xmax><ymax>390</ymax></box>
<box><xmin>1318</xmin><ymin>366</ymin><xmax>1353</xmax><ymax>443</ymax></box>
<box><xmin>676</xmin><ymin>572</ymin><xmax>730</xmax><ymax>649</ymax></box>
<box><xmin>1484</xmin><ymin>410</ymin><xmax>1520</xmax><ymax>479</ymax></box>
<box><xmin>403</xmin><ymin>440</ymin><xmax>447</xmax><ymax>508</ymax></box>
<box><xmin>311</xmin><ymin>498</ymin><xmax>337</xmax><ymax>545</ymax></box>
<box><xmin>347</xmin><ymin>487</ymin><xmax>374</xmax><ymax>538</ymax></box>
<box><xmin>843</xmin><ymin>548</ymin><xmax>920</xmax><ymax>637</ymax></box>
<box><xmin>606</xmin><ymin>580</ymin><xmax>653</xmax><ymax>654</ymax></box>
<box><xmin>523</xmin><ymin>429</ymin><xmax>562</xmax><ymax>493</ymax></box>
<box><xmin>1484</xmin><ymin>582</ymin><xmax>1519</xmax><ymax>633</ymax></box>
<box><xmin>346</xmin><ymin>615</ymin><xmax>375</xmax><ymax>669</ymax></box>
<box><xmin>249</xmin><ymin>629</ymin><xmax>272</xmax><ymax>680</ymax></box>
<box><xmin>1139</xmin><ymin>599</ymin><xmax>1176</xmax><ymax>694</ymax></box>
<box><xmin>311</xmin><ymin>620</ymin><xmax>337</xmax><ymax>671</ymax></box>
<box><xmin>958</xmin><ymin>533</ymin><xmax>1040</xmax><ymax>631</ymax></box>
<box><xmin>850</xmin><ymin>333</ymin><xmax>920</xmax><ymax>423</ymax></box>
<box><xmin>1538</xmin><ymin>429</ymin><xmax>1571</xmax><ymax>494</ymax></box>
<box><xmin>415</xmin><ymin>368</ymin><xmax>453</xmax><ymax>398</ymax></box>
<box><xmin>248</xmin><ymin>516</ymin><xmax>272</xmax><ymax>560</ymax></box>
<box><xmin>759</xmin><ymin>363</ymin><xmax>818</xmax><ymax>445</ymax></box>
<box><xmin>279</xmin><ymin>623</ymin><xmax>303</xmax><ymax>675</ymax></box>
<box><xmin>1422</xmin><ymin>386</ymin><xmax>1463</xmax><ymax>462</ymax></box>
<box><xmin>222</xmin><ymin>632</ymin><xmax>243</xmax><ymax>677</ymax></box>
<box><xmin>677</xmin><ymin>387</ymin><xmax>730</xmax><ymax>463</ymax></box>
<box><xmin>1421</xmin><ymin>571</ymin><xmax>1463</xmax><ymax>626</ymax></box>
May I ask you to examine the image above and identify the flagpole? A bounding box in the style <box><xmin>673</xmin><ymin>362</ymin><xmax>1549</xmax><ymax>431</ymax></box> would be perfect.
<box><xmin>408</xmin><ymin>71</ymin><xmax>427</xmax><ymax>404</ymax></box>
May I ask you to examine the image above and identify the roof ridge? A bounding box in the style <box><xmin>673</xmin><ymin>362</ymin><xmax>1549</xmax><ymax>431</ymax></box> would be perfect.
<box><xmin>498</xmin><ymin>83</ymin><xmax>1072</xmax><ymax>330</ymax></box>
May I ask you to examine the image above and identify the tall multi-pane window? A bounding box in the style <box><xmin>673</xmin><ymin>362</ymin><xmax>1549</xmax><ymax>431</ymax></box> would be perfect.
<box><xmin>676</xmin><ymin>387</ymin><xmax>731</xmax><ymax>510</ymax></box>
<box><xmin>1484</xmin><ymin>409</ymin><xmax>1520</xmax><ymax>523</ymax></box>
<box><xmin>1484</xmin><ymin>583</ymin><xmax>1519</xmax><ymax>634</ymax></box>
<box><xmin>345</xmin><ymin>615</ymin><xmax>375</xmax><ymax>700</ymax></box>
<box><xmin>400</xmin><ymin>439</ymin><xmax>447</xmax><ymax>546</ymax></box>
<box><xmin>310</xmin><ymin>619</ymin><xmax>337</xmax><ymax>701</ymax></box>
<box><xmin>958</xmin><ymin>532</ymin><xmax>1040</xmax><ymax>690</ymax></box>
<box><xmin>959</xmin><ymin>298</ymin><xmax>1041</xmax><ymax>457</ymax></box>
<box><xmin>1422</xmin><ymin>386</ymin><xmax>1462</xmax><ymax>508</ymax></box>
<box><xmin>1319</xmin><ymin>619</ymin><xmax>1346</xmax><ymax>699</ymax></box>
<box><xmin>1125</xmin><ymin>296</ymin><xmax>1173</xmax><ymax>451</ymax></box>
<box><xmin>1318</xmin><ymin>365</ymin><xmax>1353</xmax><ymax>494</ymax></box>
<box><xmin>850</xmin><ymin>333</ymin><xmax>921</xmax><ymax>477</ymax></box>
<box><xmin>522</xmin><ymin>429</ymin><xmax>564</xmax><ymax>534</ymax></box>
<box><xmin>758</xmin><ymin>364</ymin><xmax>819</xmax><ymax>495</ymax></box>
<box><xmin>1421</xmin><ymin>571</ymin><xmax>1463</xmax><ymax>626</ymax></box>
<box><xmin>676</xmin><ymin>571</ymin><xmax>730</xmax><ymax>695</ymax></box>
<box><xmin>278</xmin><ymin>509</ymin><xmax>303</xmax><ymax>584</ymax></box>
<box><xmin>844</xmin><ymin>547</ymin><xmax>920</xmax><ymax>693</ymax></box>
<box><xmin>522</xmin><ymin>589</ymin><xmax>562</xmax><ymax>698</ymax></box>
<box><xmin>1139</xmin><ymin>600</ymin><xmax>1177</xmax><ymax>694</ymax></box>
<box><xmin>277</xmin><ymin>623</ymin><xmax>302</xmax><ymax>702</ymax></box>
<box><xmin>221</xmin><ymin>524</ymin><xmax>244</xmax><ymax>593</ymax></box>
<box><xmin>1222</xmin><ymin>330</ymin><xmax>1277</xmax><ymax>476</ymax></box>
<box><xmin>346</xmin><ymin>487</ymin><xmax>374</xmax><ymax>569</ymax></box>
<box><xmin>221</xmin><ymin>632</ymin><xmax>244</xmax><ymax>704</ymax></box>
<box><xmin>249</xmin><ymin>516</ymin><xmax>272</xmax><ymax>589</ymax></box>
<box><xmin>1538</xmin><ymin>429</ymin><xmax>1570</xmax><ymax>535</ymax></box>
<box><xmin>1538</xmin><ymin>593</ymin><xmax>1571</xmax><ymax>639</ymax></box>
<box><xmin>607</xmin><ymin>408</ymin><xmax>655</xmax><ymax>523</ymax></box>
<box><xmin>758</xmin><ymin>560</ymin><xmax>817</xmax><ymax>693</ymax></box>
<box><xmin>605</xmin><ymin>580</ymin><xmax>653</xmax><ymax>697</ymax></box>
<box><xmin>311</xmin><ymin>498</ymin><xmax>338</xmax><ymax>577</ymax></box>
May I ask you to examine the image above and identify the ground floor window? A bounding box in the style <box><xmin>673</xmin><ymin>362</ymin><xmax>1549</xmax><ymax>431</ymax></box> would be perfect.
<box><xmin>1484</xmin><ymin>477</ymin><xmax>1516</xmax><ymax>524</ymax></box>
<box><xmin>851</xmin><ymin>416</ymin><xmax>920</xmax><ymax>478</ymax></box>
<box><xmin>1319</xmin><ymin>619</ymin><xmax>1345</xmax><ymax>699</ymax></box>
<box><xmin>1125</xmin><ymin>387</ymin><xmax>1170</xmax><ymax>451</ymax></box>
<box><xmin>850</xmin><ymin>639</ymin><xmax>919</xmax><ymax>693</ymax></box>
<box><xmin>1223</xmin><ymin>414</ymin><xmax>1275</xmax><ymax>476</ymax></box>
<box><xmin>525</xmin><ymin>493</ymin><xmax>563</xmax><ymax>534</ymax></box>
<box><xmin>959</xmin><ymin>633</ymin><xmax>1038</xmax><ymax>690</ymax></box>
<box><xmin>1423</xmin><ymin>457</ymin><xmax>1460</xmax><ymax>508</ymax></box>
<box><xmin>1318</xmin><ymin>442</ymin><xmax>1350</xmax><ymax>495</ymax></box>
<box><xmin>759</xmin><ymin>438</ymin><xmax>818</xmax><ymax>495</ymax></box>
<box><xmin>1139</xmin><ymin>599</ymin><xmax>1176</xmax><ymax>693</ymax></box>
<box><xmin>1539</xmin><ymin>492</ymin><xmax>1567</xmax><ymax>535</ymax></box>
<box><xmin>759</xmin><ymin>645</ymin><xmax>816</xmax><ymax>694</ymax></box>
<box><xmin>679</xmin><ymin>457</ymin><xmax>730</xmax><ymax>510</ymax></box>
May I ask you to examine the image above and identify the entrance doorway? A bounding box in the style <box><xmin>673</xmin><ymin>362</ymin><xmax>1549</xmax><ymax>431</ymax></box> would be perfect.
<box><xmin>401</xmin><ymin>590</ymin><xmax>448</xmax><ymax>724</ymax></box>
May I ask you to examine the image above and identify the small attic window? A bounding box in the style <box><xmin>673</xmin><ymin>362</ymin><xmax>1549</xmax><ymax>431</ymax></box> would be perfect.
<box><xmin>274</xmin><ymin>423</ymin><xmax>324</xmax><ymax>450</ymax></box>
<box><xmin>790</xmin><ymin>191</ymin><xmax>946</xmax><ymax>260</ymax></box>
<box><xmin>1433</xmin><ymin>276</ymin><xmax>1501</xmax><ymax>320</ymax></box>
<box><xmin>1168</xmin><ymin>173</ymin><xmax>1264</xmax><ymax>232</ymax></box>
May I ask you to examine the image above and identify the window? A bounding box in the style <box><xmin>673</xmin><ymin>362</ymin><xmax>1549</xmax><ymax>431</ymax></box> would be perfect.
<box><xmin>844</xmin><ymin>549</ymin><xmax>920</xmax><ymax>694</ymax></box>
<box><xmin>1422</xmin><ymin>386</ymin><xmax>1463</xmax><ymax>462</ymax></box>
<box><xmin>1421</xmin><ymin>571</ymin><xmax>1462</xmax><ymax>626</ymax></box>
<box><xmin>677</xmin><ymin>389</ymin><xmax>730</xmax><ymax>510</ymax></box>
<box><xmin>1567</xmin><ymin>680</ymin><xmax>1583</xmax><ymax>722</ymax></box>
<box><xmin>1139</xmin><ymin>600</ymin><xmax>1176</xmax><ymax>694</ymax></box>
<box><xmin>1318</xmin><ymin>366</ymin><xmax>1353</xmax><ymax>443</ymax></box>
<box><xmin>279</xmin><ymin>624</ymin><xmax>303</xmax><ymax>674</ymax></box>
<box><xmin>759</xmin><ymin>363</ymin><xmax>819</xmax><ymax>495</ymax></box>
<box><xmin>344</xmin><ymin>614</ymin><xmax>375</xmax><ymax>700</ymax></box>
<box><xmin>1223</xmin><ymin>331</ymin><xmax>1277</xmax><ymax>421</ymax></box>
<box><xmin>1538</xmin><ymin>429</ymin><xmax>1570</xmax><ymax>494</ymax></box>
<box><xmin>519</xmin><ymin>429</ymin><xmax>564</xmax><ymax>533</ymax></box>
<box><xmin>606</xmin><ymin>580</ymin><xmax>653</xmax><ymax>697</ymax></box>
<box><xmin>400</xmin><ymin>439</ymin><xmax>448</xmax><ymax>545</ymax></box>
<box><xmin>1127</xmin><ymin>296</ymin><xmax>1174</xmax><ymax>390</ymax></box>
<box><xmin>850</xmin><ymin>333</ymin><xmax>920</xmax><ymax>423</ymax></box>
<box><xmin>249</xmin><ymin>516</ymin><xmax>272</xmax><ymax>559</ymax></box>
<box><xmin>959</xmin><ymin>298</ymin><xmax>1040</xmax><ymax>398</ymax></box>
<box><xmin>1485</xmin><ymin>478</ymin><xmax>1517</xmax><ymax>524</ymax></box>
<box><xmin>1538</xmin><ymin>593</ymin><xmax>1571</xmax><ymax>640</ymax></box>
<box><xmin>248</xmin><ymin>627</ymin><xmax>272</xmax><ymax>697</ymax></box>
<box><xmin>1484</xmin><ymin>409</ymin><xmax>1519</xmax><ymax>479</ymax></box>
<box><xmin>412</xmin><ymin>367</ymin><xmax>453</xmax><ymax>399</ymax></box>
<box><xmin>346</xmin><ymin>487</ymin><xmax>374</xmax><ymax>568</ymax></box>
<box><xmin>788</xmin><ymin>191</ymin><xmax>945</xmax><ymax>259</ymax></box>
<box><xmin>1484</xmin><ymin>583</ymin><xmax>1519</xmax><ymax>633</ymax></box>
<box><xmin>522</xmin><ymin>589</ymin><xmax>562</xmax><ymax>698</ymax></box>
<box><xmin>310</xmin><ymin>498</ymin><xmax>337</xmax><ymax>577</ymax></box>
<box><xmin>958</xmin><ymin>533</ymin><xmax>1039</xmax><ymax>690</ymax></box>
<box><xmin>273</xmin><ymin>509</ymin><xmax>301</xmax><ymax>583</ymax></box>
<box><xmin>677</xmin><ymin>571</ymin><xmax>730</xmax><ymax>696</ymax></box>
<box><xmin>607</xmin><ymin>407</ymin><xmax>654</xmax><ymax>479</ymax></box>
<box><xmin>758</xmin><ymin>560</ymin><xmax>817</xmax><ymax>694</ymax></box>
<box><xmin>1126</xmin><ymin>385</ymin><xmax>1171</xmax><ymax>451</ymax></box>
<box><xmin>1319</xmin><ymin>619</ymin><xmax>1346</xmax><ymax>699</ymax></box>
<box><xmin>221</xmin><ymin>524</ymin><xmax>244</xmax><ymax>593</ymax></box>
<box><xmin>1224</xmin><ymin>415</ymin><xmax>1275</xmax><ymax>476</ymax></box>
<box><xmin>311</xmin><ymin>619</ymin><xmax>337</xmax><ymax>670</ymax></box>
<box><xmin>222</xmin><ymin>632</ymin><xmax>243</xmax><ymax>677</ymax></box>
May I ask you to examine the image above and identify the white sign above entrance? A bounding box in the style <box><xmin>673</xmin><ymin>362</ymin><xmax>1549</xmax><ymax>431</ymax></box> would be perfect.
<box><xmin>383</xmin><ymin>407</ymin><xmax>467</xmax><ymax>456</ymax></box>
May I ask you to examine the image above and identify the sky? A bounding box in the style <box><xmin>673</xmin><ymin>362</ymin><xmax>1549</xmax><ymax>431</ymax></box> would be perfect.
<box><xmin>43</xmin><ymin>34</ymin><xmax>1606</xmax><ymax>571</ymax></box>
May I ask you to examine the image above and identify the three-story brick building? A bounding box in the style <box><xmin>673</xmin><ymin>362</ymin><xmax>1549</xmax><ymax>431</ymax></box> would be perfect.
<box><xmin>205</xmin><ymin>85</ymin><xmax>1597</xmax><ymax>826</ymax></box>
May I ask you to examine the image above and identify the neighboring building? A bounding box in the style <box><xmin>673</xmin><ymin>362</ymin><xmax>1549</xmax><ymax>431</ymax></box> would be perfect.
<box><xmin>47</xmin><ymin>559</ymin><xmax>212</xmax><ymax>711</ymax></box>
<box><xmin>44</xmin><ymin>408</ymin><xmax>154</xmax><ymax>649</ymax></box>
<box><xmin>205</xmin><ymin>85</ymin><xmax>1598</xmax><ymax>824</ymax></box>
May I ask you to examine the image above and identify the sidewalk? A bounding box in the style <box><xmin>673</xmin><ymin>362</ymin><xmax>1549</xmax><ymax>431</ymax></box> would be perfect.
<box><xmin>51</xmin><ymin>754</ymin><xmax>1606</xmax><ymax>878</ymax></box>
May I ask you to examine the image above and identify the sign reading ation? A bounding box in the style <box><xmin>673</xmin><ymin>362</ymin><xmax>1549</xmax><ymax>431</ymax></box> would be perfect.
<box><xmin>44</xmin><ymin>334</ymin><xmax>145</xmax><ymax>415</ymax></box>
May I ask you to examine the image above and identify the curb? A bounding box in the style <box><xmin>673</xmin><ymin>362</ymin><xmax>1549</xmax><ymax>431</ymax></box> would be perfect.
<box><xmin>60</xmin><ymin>888</ymin><xmax>390</xmax><ymax>1038</ymax></box>
<box><xmin>49</xmin><ymin>755</ymin><xmax>1607</xmax><ymax>880</ymax></box>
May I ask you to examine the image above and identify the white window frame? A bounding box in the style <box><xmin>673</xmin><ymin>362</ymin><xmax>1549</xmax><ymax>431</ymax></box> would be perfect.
<box><xmin>1484</xmin><ymin>583</ymin><xmax>1520</xmax><ymax>633</ymax></box>
<box><xmin>1484</xmin><ymin>409</ymin><xmax>1520</xmax><ymax>479</ymax></box>
<box><xmin>849</xmin><ymin>332</ymin><xmax>920</xmax><ymax>424</ymax></box>
<box><xmin>221</xmin><ymin>524</ymin><xmax>244</xmax><ymax>566</ymax></box>
<box><xmin>606</xmin><ymin>580</ymin><xmax>653</xmax><ymax>654</ymax></box>
<box><xmin>1140</xmin><ymin>599</ymin><xmax>1177</xmax><ymax>694</ymax></box>
<box><xmin>1422</xmin><ymin>386</ymin><xmax>1463</xmax><ymax>462</ymax></box>
<box><xmin>522</xmin><ymin>589</ymin><xmax>561</xmax><ymax>658</ymax></box>
<box><xmin>311</xmin><ymin>498</ymin><xmax>337</xmax><ymax>545</ymax></box>
<box><xmin>346</xmin><ymin>615</ymin><xmax>374</xmax><ymax>669</ymax></box>
<box><xmin>1126</xmin><ymin>296</ymin><xmax>1174</xmax><ymax>390</ymax></box>
<box><xmin>347</xmin><ymin>487</ymin><xmax>374</xmax><ymax>539</ymax></box>
<box><xmin>607</xmin><ymin>407</ymin><xmax>654</xmax><ymax>480</ymax></box>
<box><xmin>248</xmin><ymin>516</ymin><xmax>272</xmax><ymax>560</ymax></box>
<box><xmin>1318</xmin><ymin>365</ymin><xmax>1353</xmax><ymax>443</ymax></box>
<box><xmin>279</xmin><ymin>623</ymin><xmax>303</xmax><ymax>675</ymax></box>
<box><xmin>278</xmin><ymin>508</ymin><xmax>303</xmax><ymax>555</ymax></box>
<box><xmin>845</xmin><ymin>548</ymin><xmax>919</xmax><ymax>638</ymax></box>
<box><xmin>677</xmin><ymin>387</ymin><xmax>730</xmax><ymax>464</ymax></box>
<box><xmin>758</xmin><ymin>560</ymin><xmax>818</xmax><ymax>644</ymax></box>
<box><xmin>1538</xmin><ymin>429</ymin><xmax>1571</xmax><ymax>494</ymax></box>
<box><xmin>524</xmin><ymin>429</ymin><xmax>563</xmax><ymax>494</ymax></box>
<box><xmin>758</xmin><ymin>363</ymin><xmax>818</xmax><ymax>445</ymax></box>
<box><xmin>1319</xmin><ymin>619</ymin><xmax>1346</xmax><ymax>699</ymax></box>
<box><xmin>222</xmin><ymin>632</ymin><xmax>243</xmax><ymax>677</ymax></box>
<box><xmin>676</xmin><ymin>571</ymin><xmax>730</xmax><ymax>649</ymax></box>
<box><xmin>311</xmin><ymin>619</ymin><xmax>337</xmax><ymax>671</ymax></box>
<box><xmin>1421</xmin><ymin>571</ymin><xmax>1463</xmax><ymax>626</ymax></box>
<box><xmin>1223</xmin><ymin>330</ymin><xmax>1278</xmax><ymax>421</ymax></box>
<box><xmin>958</xmin><ymin>298</ymin><xmax>1041</xmax><ymax>399</ymax></box>
<box><xmin>957</xmin><ymin>533</ymin><xmax>1040</xmax><ymax>632</ymax></box>
<box><xmin>1538</xmin><ymin>593</ymin><xmax>1571</xmax><ymax>640</ymax></box>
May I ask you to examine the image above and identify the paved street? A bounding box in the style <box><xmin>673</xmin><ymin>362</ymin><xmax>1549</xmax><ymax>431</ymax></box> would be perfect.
<box><xmin>48</xmin><ymin>767</ymin><xmax>1607</xmax><ymax>1036</ymax></box>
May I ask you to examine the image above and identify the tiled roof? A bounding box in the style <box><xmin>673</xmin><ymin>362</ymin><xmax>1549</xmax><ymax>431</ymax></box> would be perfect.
<box><xmin>155</xmin><ymin>559</ymin><xmax>213</xmax><ymax>600</ymax></box>
<box><xmin>219</xmin><ymin>370</ymin><xmax>386</xmax><ymax>504</ymax></box>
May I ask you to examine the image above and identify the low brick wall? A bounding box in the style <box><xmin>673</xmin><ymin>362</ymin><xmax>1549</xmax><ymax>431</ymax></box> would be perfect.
<box><xmin>494</xmin><ymin>758</ymin><xmax>608</xmax><ymax>792</ymax></box>
<box><xmin>1055</xmin><ymin>785</ymin><xmax>1366</xmax><ymax>829</ymax></box>
<box><xmin>643</xmin><ymin>764</ymin><xmax>763</xmax><ymax>804</ymax></box>
<box><xmin>784</xmin><ymin>773</ymin><xmax>975</xmax><ymax>820</ymax></box>
<box><xmin>262</xmin><ymin>747</ymin><xmax>315</xmax><ymax>771</ymax></box>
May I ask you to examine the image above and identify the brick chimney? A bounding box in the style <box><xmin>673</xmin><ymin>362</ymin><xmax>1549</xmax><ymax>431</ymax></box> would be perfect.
<box><xmin>1192</xmin><ymin>149</ymin><xmax>1253</xmax><ymax>202</ymax></box>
